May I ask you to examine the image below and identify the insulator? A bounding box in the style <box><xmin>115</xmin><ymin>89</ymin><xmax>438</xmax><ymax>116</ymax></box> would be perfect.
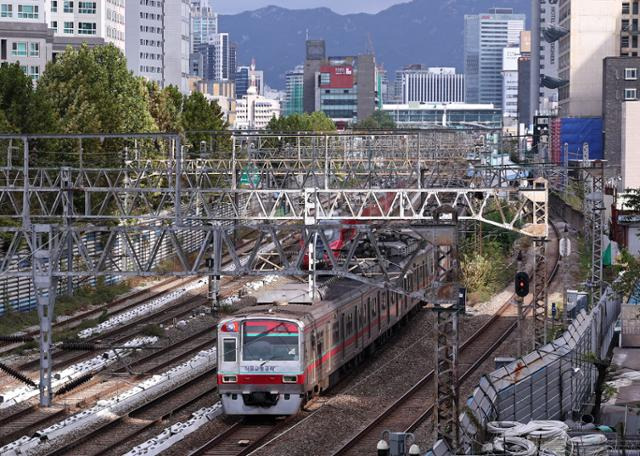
<box><xmin>0</xmin><ymin>362</ymin><xmax>36</xmax><ymax>388</ymax></box>
<box><xmin>54</xmin><ymin>373</ymin><xmax>93</xmax><ymax>396</ymax></box>
<box><xmin>0</xmin><ymin>335</ymin><xmax>35</xmax><ymax>344</ymax></box>
<box><xmin>60</xmin><ymin>341</ymin><xmax>98</xmax><ymax>351</ymax></box>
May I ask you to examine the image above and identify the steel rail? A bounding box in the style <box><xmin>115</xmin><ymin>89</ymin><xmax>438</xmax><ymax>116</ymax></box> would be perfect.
<box><xmin>331</xmin><ymin>221</ymin><xmax>561</xmax><ymax>455</ymax></box>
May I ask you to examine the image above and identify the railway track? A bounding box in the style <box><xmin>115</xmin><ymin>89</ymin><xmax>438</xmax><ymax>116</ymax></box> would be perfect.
<box><xmin>176</xmin><ymin>222</ymin><xmax>563</xmax><ymax>456</ymax></box>
<box><xmin>0</xmin><ymin>276</ymin><xmax>192</xmax><ymax>355</ymax></box>
<box><xmin>0</xmin><ymin>233</ymin><xmax>298</xmax><ymax>449</ymax></box>
<box><xmin>45</xmin><ymin>369</ymin><xmax>219</xmax><ymax>456</ymax></box>
<box><xmin>4</xmin><ymin>236</ymin><xmax>270</xmax><ymax>376</ymax></box>
<box><xmin>188</xmin><ymin>417</ymin><xmax>292</xmax><ymax>456</ymax></box>
<box><xmin>0</xmin><ymin>235</ymin><xmax>262</xmax><ymax>362</ymax></box>
<box><xmin>331</xmin><ymin>221</ymin><xmax>562</xmax><ymax>455</ymax></box>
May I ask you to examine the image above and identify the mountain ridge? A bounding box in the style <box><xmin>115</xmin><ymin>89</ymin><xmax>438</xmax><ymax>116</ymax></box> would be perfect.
<box><xmin>220</xmin><ymin>0</ymin><xmax>529</xmax><ymax>90</ymax></box>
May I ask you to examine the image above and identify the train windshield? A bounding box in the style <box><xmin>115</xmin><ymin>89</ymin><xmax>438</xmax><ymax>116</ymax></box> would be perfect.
<box><xmin>242</xmin><ymin>320</ymin><xmax>300</xmax><ymax>362</ymax></box>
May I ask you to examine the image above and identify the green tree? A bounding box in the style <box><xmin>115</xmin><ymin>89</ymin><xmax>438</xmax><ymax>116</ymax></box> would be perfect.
<box><xmin>0</xmin><ymin>63</ymin><xmax>58</xmax><ymax>133</ymax></box>
<box><xmin>266</xmin><ymin>112</ymin><xmax>336</xmax><ymax>132</ymax></box>
<box><xmin>615</xmin><ymin>188</ymin><xmax>640</xmax><ymax>299</ymax></box>
<box><xmin>37</xmin><ymin>44</ymin><xmax>156</xmax><ymax>134</ymax></box>
<box><xmin>181</xmin><ymin>92</ymin><xmax>228</xmax><ymax>149</ymax></box>
<box><xmin>353</xmin><ymin>110</ymin><xmax>396</xmax><ymax>130</ymax></box>
<box><xmin>146</xmin><ymin>82</ymin><xmax>182</xmax><ymax>133</ymax></box>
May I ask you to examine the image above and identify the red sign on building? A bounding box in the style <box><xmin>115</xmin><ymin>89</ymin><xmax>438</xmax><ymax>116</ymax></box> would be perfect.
<box><xmin>320</xmin><ymin>65</ymin><xmax>354</xmax><ymax>89</ymax></box>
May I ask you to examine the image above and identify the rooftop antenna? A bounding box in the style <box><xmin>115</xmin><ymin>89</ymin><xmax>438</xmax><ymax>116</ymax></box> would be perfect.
<box><xmin>306</xmin><ymin>28</ymin><xmax>309</xmax><ymax>40</ymax></box>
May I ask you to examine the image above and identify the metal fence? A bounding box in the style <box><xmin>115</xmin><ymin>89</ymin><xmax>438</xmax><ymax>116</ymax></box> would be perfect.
<box><xmin>0</xmin><ymin>196</ymin><xmax>247</xmax><ymax>315</ymax></box>
<box><xmin>0</xmin><ymin>223</ymin><xmax>206</xmax><ymax>315</ymax></box>
<box><xmin>432</xmin><ymin>287</ymin><xmax>621</xmax><ymax>455</ymax></box>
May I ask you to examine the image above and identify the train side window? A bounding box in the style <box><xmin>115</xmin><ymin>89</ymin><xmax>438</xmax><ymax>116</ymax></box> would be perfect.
<box><xmin>332</xmin><ymin>321</ymin><xmax>339</xmax><ymax>343</ymax></box>
<box><xmin>223</xmin><ymin>338</ymin><xmax>237</xmax><ymax>362</ymax></box>
<box><xmin>372</xmin><ymin>298</ymin><xmax>377</xmax><ymax>317</ymax></box>
<box><xmin>316</xmin><ymin>331</ymin><xmax>324</xmax><ymax>357</ymax></box>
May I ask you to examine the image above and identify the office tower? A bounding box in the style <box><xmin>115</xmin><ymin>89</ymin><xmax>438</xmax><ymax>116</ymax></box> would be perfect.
<box><xmin>603</xmin><ymin>56</ymin><xmax>640</xmax><ymax>170</ymax></box>
<box><xmin>537</xmin><ymin>0</ymin><xmax>561</xmax><ymax>115</ymax></box>
<box><xmin>621</xmin><ymin>1</ymin><xmax>640</xmax><ymax>56</ymax></box>
<box><xmin>126</xmin><ymin>0</ymin><xmax>191</xmax><ymax>93</ymax></box>
<box><xmin>190</xmin><ymin>1</ymin><xmax>217</xmax><ymax>51</ymax></box>
<box><xmin>284</xmin><ymin>65</ymin><xmax>304</xmax><ymax>115</ymax></box>
<box><xmin>45</xmin><ymin>0</ymin><xmax>126</xmax><ymax>55</ymax></box>
<box><xmin>557</xmin><ymin>0</ymin><xmax>622</xmax><ymax>116</ymax></box>
<box><xmin>210</xmin><ymin>32</ymin><xmax>231</xmax><ymax>80</ymax></box>
<box><xmin>502</xmin><ymin>47</ymin><xmax>520</xmax><ymax>125</ymax></box>
<box><xmin>303</xmin><ymin>39</ymin><xmax>325</xmax><ymax>113</ymax></box>
<box><xmin>517</xmin><ymin>31</ymin><xmax>532</xmax><ymax>126</ymax></box>
<box><xmin>235</xmin><ymin>64</ymin><xmax>263</xmax><ymax>97</ymax></box>
<box><xmin>235</xmin><ymin>64</ymin><xmax>280</xmax><ymax>129</ymax></box>
<box><xmin>464</xmin><ymin>8</ymin><xmax>525</xmax><ymax>106</ymax></box>
<box><xmin>0</xmin><ymin>0</ymin><xmax>52</xmax><ymax>82</ymax></box>
<box><xmin>191</xmin><ymin>42</ymin><xmax>215</xmax><ymax>79</ymax></box>
<box><xmin>395</xmin><ymin>67</ymin><xmax>465</xmax><ymax>104</ymax></box>
<box><xmin>229</xmin><ymin>42</ymin><xmax>236</xmax><ymax>79</ymax></box>
<box><xmin>312</xmin><ymin>55</ymin><xmax>377</xmax><ymax>126</ymax></box>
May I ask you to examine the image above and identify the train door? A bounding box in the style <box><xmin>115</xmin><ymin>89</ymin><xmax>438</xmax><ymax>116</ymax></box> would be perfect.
<box><xmin>403</xmin><ymin>278</ymin><xmax>409</xmax><ymax>314</ymax></box>
<box><xmin>377</xmin><ymin>291</ymin><xmax>382</xmax><ymax>333</ymax></box>
<box><xmin>394</xmin><ymin>292</ymin><xmax>399</xmax><ymax>320</ymax></box>
<box><xmin>386</xmin><ymin>290</ymin><xmax>390</xmax><ymax>324</ymax></box>
<box><xmin>354</xmin><ymin>306</ymin><xmax>359</xmax><ymax>349</ymax></box>
<box><xmin>315</xmin><ymin>329</ymin><xmax>324</xmax><ymax>389</ymax></box>
<box><xmin>340</xmin><ymin>313</ymin><xmax>346</xmax><ymax>360</ymax></box>
<box><xmin>309</xmin><ymin>330</ymin><xmax>317</xmax><ymax>388</ymax></box>
<box><xmin>366</xmin><ymin>297</ymin><xmax>371</xmax><ymax>340</ymax></box>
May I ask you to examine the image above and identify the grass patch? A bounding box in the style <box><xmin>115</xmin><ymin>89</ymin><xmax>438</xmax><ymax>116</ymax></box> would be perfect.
<box><xmin>141</xmin><ymin>324</ymin><xmax>165</xmax><ymax>338</ymax></box>
<box><xmin>0</xmin><ymin>281</ymin><xmax>131</xmax><ymax>337</ymax></box>
<box><xmin>0</xmin><ymin>304</ymin><xmax>40</xmax><ymax>337</ymax></box>
<box><xmin>577</xmin><ymin>235</ymin><xmax>592</xmax><ymax>282</ymax></box>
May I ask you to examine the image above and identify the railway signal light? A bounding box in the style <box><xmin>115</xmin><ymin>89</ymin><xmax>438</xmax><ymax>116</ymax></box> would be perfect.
<box><xmin>515</xmin><ymin>272</ymin><xmax>530</xmax><ymax>297</ymax></box>
<box><xmin>458</xmin><ymin>287</ymin><xmax>467</xmax><ymax>314</ymax></box>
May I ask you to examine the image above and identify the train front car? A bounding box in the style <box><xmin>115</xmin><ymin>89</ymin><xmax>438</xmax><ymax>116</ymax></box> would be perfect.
<box><xmin>217</xmin><ymin>317</ymin><xmax>305</xmax><ymax>415</ymax></box>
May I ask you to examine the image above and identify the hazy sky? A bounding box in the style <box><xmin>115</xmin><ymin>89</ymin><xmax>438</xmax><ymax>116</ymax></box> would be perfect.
<box><xmin>215</xmin><ymin>0</ymin><xmax>408</xmax><ymax>15</ymax></box>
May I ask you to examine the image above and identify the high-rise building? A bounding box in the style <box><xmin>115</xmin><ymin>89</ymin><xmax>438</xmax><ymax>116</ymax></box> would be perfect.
<box><xmin>557</xmin><ymin>0</ymin><xmax>622</xmax><ymax>116</ymax></box>
<box><xmin>620</xmin><ymin>1</ymin><xmax>640</xmax><ymax>56</ymax></box>
<box><xmin>235</xmin><ymin>64</ymin><xmax>263</xmax><ymax>98</ymax></box>
<box><xmin>0</xmin><ymin>0</ymin><xmax>53</xmax><ymax>82</ymax></box>
<box><xmin>190</xmin><ymin>2</ymin><xmax>217</xmax><ymax>51</ymax></box>
<box><xmin>603</xmin><ymin>56</ymin><xmax>640</xmax><ymax>171</ymax></box>
<box><xmin>229</xmin><ymin>42</ymin><xmax>237</xmax><ymax>79</ymax></box>
<box><xmin>517</xmin><ymin>31</ymin><xmax>532</xmax><ymax>126</ymax></box>
<box><xmin>537</xmin><ymin>0</ymin><xmax>561</xmax><ymax>115</ymax></box>
<box><xmin>303</xmin><ymin>40</ymin><xmax>325</xmax><ymax>113</ymax></box>
<box><xmin>191</xmin><ymin>42</ymin><xmax>215</xmax><ymax>80</ymax></box>
<box><xmin>395</xmin><ymin>67</ymin><xmax>465</xmax><ymax>104</ymax></box>
<box><xmin>302</xmin><ymin>40</ymin><xmax>378</xmax><ymax>125</ymax></box>
<box><xmin>284</xmin><ymin>65</ymin><xmax>304</xmax><ymax>115</ymax></box>
<box><xmin>311</xmin><ymin>55</ymin><xmax>378</xmax><ymax>126</ymax></box>
<box><xmin>211</xmin><ymin>32</ymin><xmax>231</xmax><ymax>80</ymax></box>
<box><xmin>235</xmin><ymin>64</ymin><xmax>280</xmax><ymax>129</ymax></box>
<box><xmin>464</xmin><ymin>8</ymin><xmax>525</xmax><ymax>106</ymax></box>
<box><xmin>126</xmin><ymin>0</ymin><xmax>191</xmax><ymax>93</ymax></box>
<box><xmin>502</xmin><ymin>47</ymin><xmax>520</xmax><ymax>125</ymax></box>
<box><xmin>45</xmin><ymin>0</ymin><xmax>126</xmax><ymax>55</ymax></box>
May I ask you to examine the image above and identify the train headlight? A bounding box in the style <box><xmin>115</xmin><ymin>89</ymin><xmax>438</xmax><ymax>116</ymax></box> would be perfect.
<box><xmin>282</xmin><ymin>375</ymin><xmax>298</xmax><ymax>383</ymax></box>
<box><xmin>222</xmin><ymin>375</ymin><xmax>238</xmax><ymax>383</ymax></box>
<box><xmin>221</xmin><ymin>322</ymin><xmax>239</xmax><ymax>332</ymax></box>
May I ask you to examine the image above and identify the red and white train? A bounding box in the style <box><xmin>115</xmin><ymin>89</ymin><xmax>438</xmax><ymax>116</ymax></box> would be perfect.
<box><xmin>217</xmin><ymin>238</ymin><xmax>436</xmax><ymax>415</ymax></box>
